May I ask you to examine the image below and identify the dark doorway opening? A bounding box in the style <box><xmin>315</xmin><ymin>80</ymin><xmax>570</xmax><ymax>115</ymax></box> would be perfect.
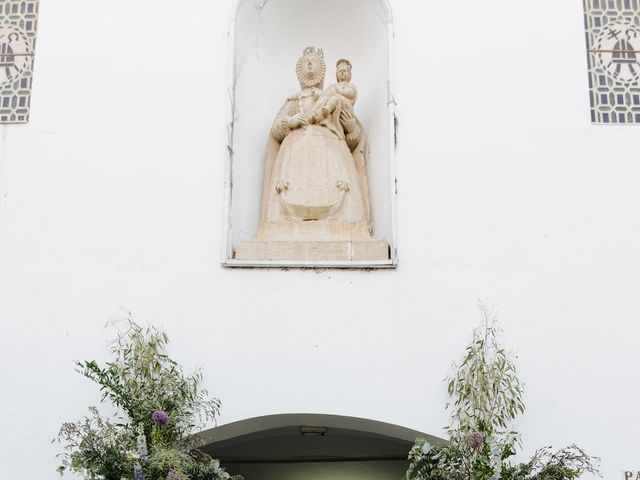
<box><xmin>195</xmin><ymin>414</ymin><xmax>444</xmax><ymax>480</ymax></box>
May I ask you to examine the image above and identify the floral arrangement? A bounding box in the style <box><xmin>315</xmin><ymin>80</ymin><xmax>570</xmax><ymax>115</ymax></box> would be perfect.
<box><xmin>405</xmin><ymin>305</ymin><xmax>600</xmax><ymax>480</ymax></box>
<box><xmin>56</xmin><ymin>319</ymin><xmax>238</xmax><ymax>480</ymax></box>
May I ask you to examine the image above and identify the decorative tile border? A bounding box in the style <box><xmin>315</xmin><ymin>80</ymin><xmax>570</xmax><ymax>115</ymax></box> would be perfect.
<box><xmin>584</xmin><ymin>0</ymin><xmax>640</xmax><ymax>124</ymax></box>
<box><xmin>0</xmin><ymin>0</ymin><xmax>38</xmax><ymax>124</ymax></box>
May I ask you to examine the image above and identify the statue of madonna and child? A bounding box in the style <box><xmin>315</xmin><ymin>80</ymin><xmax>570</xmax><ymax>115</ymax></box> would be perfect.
<box><xmin>235</xmin><ymin>47</ymin><xmax>389</xmax><ymax>261</ymax></box>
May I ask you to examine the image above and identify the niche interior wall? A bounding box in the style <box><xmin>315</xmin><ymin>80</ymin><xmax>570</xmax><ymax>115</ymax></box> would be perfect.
<box><xmin>222</xmin><ymin>0</ymin><xmax>397</xmax><ymax>268</ymax></box>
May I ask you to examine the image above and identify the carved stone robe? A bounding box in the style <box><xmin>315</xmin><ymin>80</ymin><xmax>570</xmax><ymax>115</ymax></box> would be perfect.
<box><xmin>257</xmin><ymin>87</ymin><xmax>372</xmax><ymax>241</ymax></box>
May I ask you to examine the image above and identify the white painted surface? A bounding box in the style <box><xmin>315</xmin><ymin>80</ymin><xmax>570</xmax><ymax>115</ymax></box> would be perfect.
<box><xmin>0</xmin><ymin>1</ymin><xmax>637</xmax><ymax>479</ymax></box>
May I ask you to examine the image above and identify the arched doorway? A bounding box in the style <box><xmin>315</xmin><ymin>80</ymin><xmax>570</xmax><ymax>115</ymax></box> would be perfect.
<box><xmin>194</xmin><ymin>414</ymin><xmax>444</xmax><ymax>480</ymax></box>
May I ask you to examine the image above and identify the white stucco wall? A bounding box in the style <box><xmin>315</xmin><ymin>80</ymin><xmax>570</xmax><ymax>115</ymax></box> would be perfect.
<box><xmin>0</xmin><ymin>1</ymin><xmax>638</xmax><ymax>479</ymax></box>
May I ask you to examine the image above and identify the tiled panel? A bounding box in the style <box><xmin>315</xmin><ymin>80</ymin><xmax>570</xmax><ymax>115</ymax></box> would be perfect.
<box><xmin>584</xmin><ymin>0</ymin><xmax>640</xmax><ymax>124</ymax></box>
<box><xmin>0</xmin><ymin>0</ymin><xmax>38</xmax><ymax>123</ymax></box>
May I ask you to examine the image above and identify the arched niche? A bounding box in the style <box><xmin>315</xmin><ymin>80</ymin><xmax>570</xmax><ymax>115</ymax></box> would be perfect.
<box><xmin>222</xmin><ymin>0</ymin><xmax>397</xmax><ymax>268</ymax></box>
<box><xmin>193</xmin><ymin>414</ymin><xmax>443</xmax><ymax>480</ymax></box>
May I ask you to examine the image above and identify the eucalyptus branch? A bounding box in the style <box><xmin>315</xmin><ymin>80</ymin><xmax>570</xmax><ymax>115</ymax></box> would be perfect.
<box><xmin>56</xmin><ymin>319</ymin><xmax>231</xmax><ymax>480</ymax></box>
<box><xmin>406</xmin><ymin>302</ymin><xmax>598</xmax><ymax>480</ymax></box>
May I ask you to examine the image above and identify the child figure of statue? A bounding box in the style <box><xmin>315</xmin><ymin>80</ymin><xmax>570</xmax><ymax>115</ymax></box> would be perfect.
<box><xmin>311</xmin><ymin>58</ymin><xmax>358</xmax><ymax>126</ymax></box>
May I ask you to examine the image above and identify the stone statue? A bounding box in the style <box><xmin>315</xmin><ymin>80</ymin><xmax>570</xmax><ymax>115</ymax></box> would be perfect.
<box><xmin>310</xmin><ymin>59</ymin><xmax>358</xmax><ymax>129</ymax></box>
<box><xmin>235</xmin><ymin>47</ymin><xmax>388</xmax><ymax>261</ymax></box>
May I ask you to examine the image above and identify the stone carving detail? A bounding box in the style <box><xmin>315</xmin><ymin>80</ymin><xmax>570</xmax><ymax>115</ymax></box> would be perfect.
<box><xmin>236</xmin><ymin>47</ymin><xmax>389</xmax><ymax>262</ymax></box>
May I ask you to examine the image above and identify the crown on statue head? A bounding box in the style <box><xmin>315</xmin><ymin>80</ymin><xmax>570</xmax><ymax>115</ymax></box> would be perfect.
<box><xmin>303</xmin><ymin>46</ymin><xmax>324</xmax><ymax>59</ymax></box>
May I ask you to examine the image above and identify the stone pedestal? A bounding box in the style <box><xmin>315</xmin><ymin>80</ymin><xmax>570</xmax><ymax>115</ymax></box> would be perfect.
<box><xmin>235</xmin><ymin>240</ymin><xmax>389</xmax><ymax>261</ymax></box>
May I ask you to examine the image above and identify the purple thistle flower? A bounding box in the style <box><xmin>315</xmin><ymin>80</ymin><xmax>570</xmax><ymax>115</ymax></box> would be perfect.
<box><xmin>151</xmin><ymin>410</ymin><xmax>170</xmax><ymax>425</ymax></box>
<box><xmin>166</xmin><ymin>472</ymin><xmax>180</xmax><ymax>480</ymax></box>
<box><xmin>467</xmin><ymin>431</ymin><xmax>484</xmax><ymax>450</ymax></box>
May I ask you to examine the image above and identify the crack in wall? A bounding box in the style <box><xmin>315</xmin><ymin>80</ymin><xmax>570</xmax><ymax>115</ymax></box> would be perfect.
<box><xmin>227</xmin><ymin>85</ymin><xmax>237</xmax><ymax>155</ymax></box>
<box><xmin>393</xmin><ymin>114</ymin><xmax>398</xmax><ymax>150</ymax></box>
<box><xmin>388</xmin><ymin>80</ymin><xmax>398</xmax><ymax>151</ymax></box>
<box><xmin>228</xmin><ymin>0</ymin><xmax>267</xmax><ymax>181</ymax></box>
<box><xmin>227</xmin><ymin>0</ymin><xmax>271</xmax><ymax>259</ymax></box>
<box><xmin>387</xmin><ymin>80</ymin><xmax>397</xmax><ymax>107</ymax></box>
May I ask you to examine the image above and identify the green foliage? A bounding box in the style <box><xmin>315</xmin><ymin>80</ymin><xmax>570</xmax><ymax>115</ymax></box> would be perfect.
<box><xmin>56</xmin><ymin>407</ymin><xmax>136</xmax><ymax>480</ymax></box>
<box><xmin>500</xmin><ymin>446</ymin><xmax>600</xmax><ymax>480</ymax></box>
<box><xmin>446</xmin><ymin>305</ymin><xmax>524</xmax><ymax>439</ymax></box>
<box><xmin>55</xmin><ymin>319</ymin><xmax>233</xmax><ymax>480</ymax></box>
<box><xmin>77</xmin><ymin>321</ymin><xmax>220</xmax><ymax>444</ymax></box>
<box><xmin>406</xmin><ymin>439</ymin><xmax>465</xmax><ymax>480</ymax></box>
<box><xmin>406</xmin><ymin>303</ymin><xmax>599</xmax><ymax>480</ymax></box>
<box><xmin>147</xmin><ymin>448</ymin><xmax>237</xmax><ymax>480</ymax></box>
